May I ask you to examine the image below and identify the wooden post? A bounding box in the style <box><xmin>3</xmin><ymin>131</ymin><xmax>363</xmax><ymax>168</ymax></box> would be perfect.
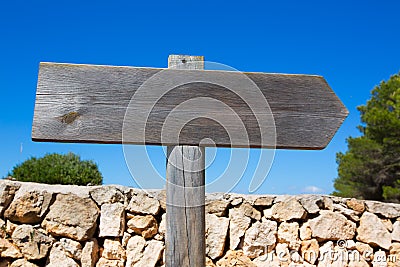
<box><xmin>165</xmin><ymin>55</ymin><xmax>206</xmax><ymax>267</ymax></box>
<box><xmin>32</xmin><ymin>56</ymin><xmax>349</xmax><ymax>266</ymax></box>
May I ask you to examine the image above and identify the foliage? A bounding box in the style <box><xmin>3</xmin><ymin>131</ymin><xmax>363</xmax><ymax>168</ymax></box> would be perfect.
<box><xmin>333</xmin><ymin>73</ymin><xmax>400</xmax><ymax>202</ymax></box>
<box><xmin>7</xmin><ymin>152</ymin><xmax>103</xmax><ymax>185</ymax></box>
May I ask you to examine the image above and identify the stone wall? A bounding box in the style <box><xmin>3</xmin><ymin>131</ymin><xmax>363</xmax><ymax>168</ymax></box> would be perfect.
<box><xmin>1</xmin><ymin>180</ymin><xmax>400</xmax><ymax>267</ymax></box>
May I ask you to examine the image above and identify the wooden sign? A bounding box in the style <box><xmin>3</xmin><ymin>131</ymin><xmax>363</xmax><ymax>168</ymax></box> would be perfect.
<box><xmin>32</xmin><ymin>62</ymin><xmax>348</xmax><ymax>149</ymax></box>
<box><xmin>32</xmin><ymin>55</ymin><xmax>349</xmax><ymax>267</ymax></box>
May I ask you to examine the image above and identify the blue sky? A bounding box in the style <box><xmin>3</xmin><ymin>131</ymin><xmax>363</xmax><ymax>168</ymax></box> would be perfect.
<box><xmin>1</xmin><ymin>0</ymin><xmax>400</xmax><ymax>195</ymax></box>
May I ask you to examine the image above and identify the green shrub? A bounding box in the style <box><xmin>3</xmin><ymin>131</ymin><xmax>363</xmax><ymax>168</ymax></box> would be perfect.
<box><xmin>7</xmin><ymin>152</ymin><xmax>102</xmax><ymax>185</ymax></box>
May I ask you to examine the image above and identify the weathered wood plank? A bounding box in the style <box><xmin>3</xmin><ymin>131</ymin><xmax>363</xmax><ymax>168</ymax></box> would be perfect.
<box><xmin>32</xmin><ymin>62</ymin><xmax>348</xmax><ymax>149</ymax></box>
<box><xmin>165</xmin><ymin>146</ymin><xmax>205</xmax><ymax>266</ymax></box>
<box><xmin>166</xmin><ymin>55</ymin><xmax>206</xmax><ymax>267</ymax></box>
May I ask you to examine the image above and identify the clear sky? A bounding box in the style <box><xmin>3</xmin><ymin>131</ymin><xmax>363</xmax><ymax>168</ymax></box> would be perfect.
<box><xmin>1</xmin><ymin>0</ymin><xmax>400</xmax><ymax>195</ymax></box>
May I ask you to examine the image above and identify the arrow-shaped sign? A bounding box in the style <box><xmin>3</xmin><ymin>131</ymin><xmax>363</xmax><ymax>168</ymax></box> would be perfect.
<box><xmin>32</xmin><ymin>62</ymin><xmax>347</xmax><ymax>149</ymax></box>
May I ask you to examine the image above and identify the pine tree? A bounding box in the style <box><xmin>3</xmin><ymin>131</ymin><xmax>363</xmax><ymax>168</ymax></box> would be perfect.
<box><xmin>333</xmin><ymin>73</ymin><xmax>400</xmax><ymax>202</ymax></box>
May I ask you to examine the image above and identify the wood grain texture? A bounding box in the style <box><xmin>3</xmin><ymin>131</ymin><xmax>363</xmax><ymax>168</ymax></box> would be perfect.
<box><xmin>166</xmin><ymin>146</ymin><xmax>205</xmax><ymax>267</ymax></box>
<box><xmin>166</xmin><ymin>55</ymin><xmax>205</xmax><ymax>267</ymax></box>
<box><xmin>32</xmin><ymin>62</ymin><xmax>348</xmax><ymax>149</ymax></box>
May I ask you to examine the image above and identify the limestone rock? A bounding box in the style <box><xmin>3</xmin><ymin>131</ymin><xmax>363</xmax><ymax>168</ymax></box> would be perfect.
<box><xmin>252</xmin><ymin>253</ymin><xmax>281</xmax><ymax>267</ymax></box>
<box><xmin>4</xmin><ymin>190</ymin><xmax>52</xmax><ymax>224</ymax></box>
<box><xmin>271</xmin><ymin>198</ymin><xmax>307</xmax><ymax>222</ymax></box>
<box><xmin>42</xmin><ymin>193</ymin><xmax>99</xmax><ymax>241</ymax></box>
<box><xmin>243</xmin><ymin>220</ymin><xmax>277</xmax><ymax>258</ymax></box>
<box><xmin>3</xmin><ymin>248</ymin><xmax>21</xmax><ymax>260</ymax></box>
<box><xmin>12</xmin><ymin>224</ymin><xmax>53</xmax><ymax>260</ymax></box>
<box><xmin>392</xmin><ymin>221</ymin><xmax>400</xmax><ymax>242</ymax></box>
<box><xmin>6</xmin><ymin>220</ymin><xmax>18</xmax><ymax>236</ymax></box>
<box><xmin>292</xmin><ymin>262</ymin><xmax>315</xmax><ymax>267</ymax></box>
<box><xmin>9</xmin><ymin>259</ymin><xmax>39</xmax><ymax>267</ymax></box>
<box><xmin>90</xmin><ymin>186</ymin><xmax>125</xmax><ymax>206</ymax></box>
<box><xmin>206</xmin><ymin>192</ymin><xmax>227</xmax><ymax>201</ymax></box>
<box><xmin>348</xmin><ymin>256</ymin><xmax>370</xmax><ymax>267</ymax></box>
<box><xmin>323</xmin><ymin>196</ymin><xmax>334</xmax><ymax>211</ymax></box>
<box><xmin>390</xmin><ymin>242</ymin><xmax>400</xmax><ymax>250</ymax></box>
<box><xmin>346</xmin><ymin>198</ymin><xmax>365</xmax><ymax>213</ymax></box>
<box><xmin>158</xmin><ymin>213</ymin><xmax>166</xmax><ymax>236</ymax></box>
<box><xmin>206</xmin><ymin>214</ymin><xmax>229</xmax><ymax>259</ymax></box>
<box><xmin>278</xmin><ymin>222</ymin><xmax>300</xmax><ymax>250</ymax></box>
<box><xmin>299</xmin><ymin>195</ymin><xmax>324</xmax><ymax>214</ymax></box>
<box><xmin>120</xmin><ymin>233</ymin><xmax>130</xmax><ymax>248</ymax></box>
<box><xmin>126</xmin><ymin>213</ymin><xmax>135</xmax><ymax>219</ymax></box>
<box><xmin>133</xmin><ymin>240</ymin><xmax>164</xmax><ymax>267</ymax></box>
<box><xmin>365</xmin><ymin>201</ymin><xmax>400</xmax><ymax>219</ymax></box>
<box><xmin>15</xmin><ymin>181</ymin><xmax>91</xmax><ymax>198</ymax></box>
<box><xmin>206</xmin><ymin>257</ymin><xmax>216</xmax><ymax>267</ymax></box>
<box><xmin>99</xmin><ymin>203</ymin><xmax>125</xmax><ymax>237</ymax></box>
<box><xmin>216</xmin><ymin>250</ymin><xmax>257</xmax><ymax>267</ymax></box>
<box><xmin>346</xmin><ymin>240</ymin><xmax>357</xmax><ymax>249</ymax></box>
<box><xmin>46</xmin><ymin>243</ymin><xmax>79</xmax><ymax>267</ymax></box>
<box><xmin>389</xmin><ymin>242</ymin><xmax>400</xmax><ymax>254</ymax></box>
<box><xmin>355</xmin><ymin>242</ymin><xmax>374</xmax><ymax>261</ymax></box>
<box><xmin>332</xmin><ymin>245</ymin><xmax>350</xmax><ymax>266</ymax></box>
<box><xmin>317</xmin><ymin>241</ymin><xmax>334</xmax><ymax>266</ymax></box>
<box><xmin>127</xmin><ymin>192</ymin><xmax>160</xmax><ymax>215</ymax></box>
<box><xmin>357</xmin><ymin>212</ymin><xmax>391</xmax><ymax>250</ymax></box>
<box><xmin>229</xmin><ymin>207</ymin><xmax>251</xmax><ymax>250</ymax></box>
<box><xmin>372</xmin><ymin>250</ymin><xmax>388</xmax><ymax>267</ymax></box>
<box><xmin>388</xmin><ymin>243</ymin><xmax>400</xmax><ymax>267</ymax></box>
<box><xmin>127</xmin><ymin>215</ymin><xmax>158</xmax><ymax>239</ymax></box>
<box><xmin>300</xmin><ymin>222</ymin><xmax>312</xmax><ymax>241</ymax></box>
<box><xmin>102</xmin><ymin>239</ymin><xmax>126</xmax><ymax>261</ymax></box>
<box><xmin>58</xmin><ymin>238</ymin><xmax>82</xmax><ymax>260</ymax></box>
<box><xmin>289</xmin><ymin>250</ymin><xmax>303</xmax><ymax>263</ymax></box>
<box><xmin>126</xmin><ymin>235</ymin><xmax>146</xmax><ymax>266</ymax></box>
<box><xmin>273</xmin><ymin>195</ymin><xmax>292</xmax><ymax>203</ymax></box>
<box><xmin>301</xmin><ymin>239</ymin><xmax>319</xmax><ymax>264</ymax></box>
<box><xmin>153</xmin><ymin>233</ymin><xmax>163</xmax><ymax>241</ymax></box>
<box><xmin>240</xmin><ymin>194</ymin><xmax>273</xmax><ymax>206</ymax></box>
<box><xmin>263</xmin><ymin>208</ymin><xmax>273</xmax><ymax>219</ymax></box>
<box><xmin>206</xmin><ymin>200</ymin><xmax>230</xmax><ymax>216</ymax></box>
<box><xmin>231</xmin><ymin>197</ymin><xmax>243</xmax><ymax>206</ymax></box>
<box><xmin>381</xmin><ymin>218</ymin><xmax>393</xmax><ymax>232</ymax></box>
<box><xmin>0</xmin><ymin>238</ymin><xmax>22</xmax><ymax>258</ymax></box>
<box><xmin>0</xmin><ymin>182</ymin><xmax>20</xmax><ymax>216</ymax></box>
<box><xmin>253</xmin><ymin>196</ymin><xmax>274</xmax><ymax>207</ymax></box>
<box><xmin>309</xmin><ymin>210</ymin><xmax>356</xmax><ymax>241</ymax></box>
<box><xmin>275</xmin><ymin>243</ymin><xmax>290</xmax><ymax>264</ymax></box>
<box><xmin>239</xmin><ymin>203</ymin><xmax>262</xmax><ymax>221</ymax></box>
<box><xmin>0</xmin><ymin>219</ymin><xmax>5</xmax><ymax>238</ymax></box>
<box><xmin>149</xmin><ymin>190</ymin><xmax>166</xmax><ymax>211</ymax></box>
<box><xmin>333</xmin><ymin>203</ymin><xmax>360</xmax><ymax>222</ymax></box>
<box><xmin>81</xmin><ymin>239</ymin><xmax>99</xmax><ymax>267</ymax></box>
<box><xmin>96</xmin><ymin>258</ymin><xmax>124</xmax><ymax>267</ymax></box>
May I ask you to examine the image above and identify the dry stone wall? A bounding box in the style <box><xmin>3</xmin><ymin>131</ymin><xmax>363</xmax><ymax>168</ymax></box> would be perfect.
<box><xmin>1</xmin><ymin>180</ymin><xmax>400</xmax><ymax>266</ymax></box>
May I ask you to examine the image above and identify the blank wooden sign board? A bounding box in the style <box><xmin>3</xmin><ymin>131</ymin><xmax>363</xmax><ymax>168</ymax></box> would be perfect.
<box><xmin>32</xmin><ymin>55</ymin><xmax>348</xmax><ymax>266</ymax></box>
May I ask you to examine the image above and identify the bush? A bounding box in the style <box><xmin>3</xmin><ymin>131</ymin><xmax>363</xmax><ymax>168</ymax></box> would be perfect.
<box><xmin>7</xmin><ymin>152</ymin><xmax>103</xmax><ymax>185</ymax></box>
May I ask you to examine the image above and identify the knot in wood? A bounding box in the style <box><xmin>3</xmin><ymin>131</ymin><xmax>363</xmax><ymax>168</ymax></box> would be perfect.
<box><xmin>59</xmin><ymin>111</ymin><xmax>80</xmax><ymax>124</ymax></box>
